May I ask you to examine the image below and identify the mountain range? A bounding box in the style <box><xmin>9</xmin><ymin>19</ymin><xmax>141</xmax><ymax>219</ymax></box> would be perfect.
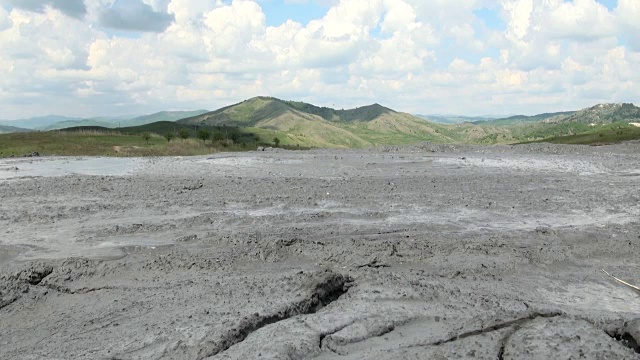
<box><xmin>0</xmin><ymin>110</ymin><xmax>209</xmax><ymax>131</ymax></box>
<box><xmin>2</xmin><ymin>98</ymin><xmax>639</xmax><ymax>147</ymax></box>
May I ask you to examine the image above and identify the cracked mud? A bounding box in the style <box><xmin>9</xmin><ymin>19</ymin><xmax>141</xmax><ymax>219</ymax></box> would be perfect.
<box><xmin>1</xmin><ymin>142</ymin><xmax>640</xmax><ymax>359</ymax></box>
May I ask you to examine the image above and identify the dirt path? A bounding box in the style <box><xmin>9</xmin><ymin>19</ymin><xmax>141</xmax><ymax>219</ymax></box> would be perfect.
<box><xmin>1</xmin><ymin>142</ymin><xmax>640</xmax><ymax>359</ymax></box>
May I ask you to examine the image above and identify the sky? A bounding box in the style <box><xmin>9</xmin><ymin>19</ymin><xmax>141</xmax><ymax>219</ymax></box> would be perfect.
<box><xmin>0</xmin><ymin>0</ymin><xmax>639</xmax><ymax>119</ymax></box>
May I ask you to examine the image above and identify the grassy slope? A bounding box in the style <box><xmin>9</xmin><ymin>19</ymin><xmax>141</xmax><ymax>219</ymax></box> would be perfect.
<box><xmin>477</xmin><ymin>111</ymin><xmax>575</xmax><ymax>126</ymax></box>
<box><xmin>0</xmin><ymin>130</ymin><xmax>279</xmax><ymax>158</ymax></box>
<box><xmin>178</xmin><ymin>97</ymin><xmax>463</xmax><ymax>148</ymax></box>
<box><xmin>524</xmin><ymin>123</ymin><xmax>640</xmax><ymax>145</ymax></box>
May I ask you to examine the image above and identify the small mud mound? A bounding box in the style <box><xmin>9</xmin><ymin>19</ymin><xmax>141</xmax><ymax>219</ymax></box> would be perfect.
<box><xmin>0</xmin><ymin>262</ymin><xmax>53</xmax><ymax>309</ymax></box>
<box><xmin>502</xmin><ymin>317</ymin><xmax>638</xmax><ymax>359</ymax></box>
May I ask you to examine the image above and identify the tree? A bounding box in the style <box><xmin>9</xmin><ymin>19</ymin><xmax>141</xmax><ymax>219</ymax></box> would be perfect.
<box><xmin>197</xmin><ymin>129</ymin><xmax>211</xmax><ymax>143</ymax></box>
<box><xmin>178</xmin><ymin>129</ymin><xmax>190</xmax><ymax>140</ymax></box>
<box><xmin>273</xmin><ymin>137</ymin><xmax>280</xmax><ymax>147</ymax></box>
<box><xmin>142</xmin><ymin>132</ymin><xmax>151</xmax><ymax>145</ymax></box>
<box><xmin>164</xmin><ymin>132</ymin><xmax>175</xmax><ymax>143</ymax></box>
<box><xmin>212</xmin><ymin>131</ymin><xmax>225</xmax><ymax>142</ymax></box>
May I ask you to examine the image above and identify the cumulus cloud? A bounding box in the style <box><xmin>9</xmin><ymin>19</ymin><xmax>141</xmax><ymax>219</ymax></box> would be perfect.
<box><xmin>616</xmin><ymin>0</ymin><xmax>640</xmax><ymax>51</ymax></box>
<box><xmin>0</xmin><ymin>0</ymin><xmax>638</xmax><ymax>118</ymax></box>
<box><xmin>0</xmin><ymin>0</ymin><xmax>87</xmax><ymax>18</ymax></box>
<box><xmin>99</xmin><ymin>0</ymin><xmax>175</xmax><ymax>32</ymax></box>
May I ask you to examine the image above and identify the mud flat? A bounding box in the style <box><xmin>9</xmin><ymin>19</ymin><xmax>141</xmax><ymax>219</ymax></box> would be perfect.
<box><xmin>1</xmin><ymin>142</ymin><xmax>640</xmax><ymax>359</ymax></box>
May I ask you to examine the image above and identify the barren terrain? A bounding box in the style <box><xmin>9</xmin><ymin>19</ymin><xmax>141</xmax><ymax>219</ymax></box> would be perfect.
<box><xmin>1</xmin><ymin>142</ymin><xmax>640</xmax><ymax>359</ymax></box>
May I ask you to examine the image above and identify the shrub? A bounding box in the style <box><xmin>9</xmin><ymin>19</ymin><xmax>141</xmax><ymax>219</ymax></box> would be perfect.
<box><xmin>273</xmin><ymin>137</ymin><xmax>280</xmax><ymax>147</ymax></box>
<box><xmin>165</xmin><ymin>132</ymin><xmax>175</xmax><ymax>143</ymax></box>
<box><xmin>142</xmin><ymin>132</ymin><xmax>152</xmax><ymax>144</ymax></box>
<box><xmin>212</xmin><ymin>131</ymin><xmax>225</xmax><ymax>141</ymax></box>
<box><xmin>178</xmin><ymin>129</ymin><xmax>190</xmax><ymax>140</ymax></box>
<box><xmin>197</xmin><ymin>129</ymin><xmax>211</xmax><ymax>143</ymax></box>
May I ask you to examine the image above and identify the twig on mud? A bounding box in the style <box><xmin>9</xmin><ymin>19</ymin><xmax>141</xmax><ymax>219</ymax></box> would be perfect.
<box><xmin>357</xmin><ymin>257</ymin><xmax>390</xmax><ymax>269</ymax></box>
<box><xmin>601</xmin><ymin>269</ymin><xmax>640</xmax><ymax>293</ymax></box>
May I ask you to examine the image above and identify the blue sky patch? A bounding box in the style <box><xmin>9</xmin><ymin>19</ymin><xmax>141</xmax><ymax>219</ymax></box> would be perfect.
<box><xmin>259</xmin><ymin>0</ymin><xmax>329</xmax><ymax>26</ymax></box>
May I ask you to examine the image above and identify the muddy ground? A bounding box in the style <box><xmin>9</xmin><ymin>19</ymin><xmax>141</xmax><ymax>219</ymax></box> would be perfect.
<box><xmin>1</xmin><ymin>142</ymin><xmax>639</xmax><ymax>359</ymax></box>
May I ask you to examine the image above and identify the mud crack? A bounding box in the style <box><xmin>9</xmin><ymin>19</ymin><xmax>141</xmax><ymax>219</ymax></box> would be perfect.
<box><xmin>430</xmin><ymin>311</ymin><xmax>563</xmax><ymax>349</ymax></box>
<box><xmin>495</xmin><ymin>312</ymin><xmax>563</xmax><ymax>360</ymax></box>
<box><xmin>196</xmin><ymin>271</ymin><xmax>351</xmax><ymax>359</ymax></box>
<box><xmin>605</xmin><ymin>319</ymin><xmax>640</xmax><ymax>354</ymax></box>
<box><xmin>39</xmin><ymin>284</ymin><xmax>113</xmax><ymax>295</ymax></box>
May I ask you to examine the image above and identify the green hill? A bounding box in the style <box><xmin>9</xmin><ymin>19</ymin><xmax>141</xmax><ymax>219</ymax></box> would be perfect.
<box><xmin>58</xmin><ymin>121</ymin><xmax>262</xmax><ymax>145</ymax></box>
<box><xmin>6</xmin><ymin>100</ymin><xmax>640</xmax><ymax>154</ymax></box>
<box><xmin>544</xmin><ymin>103</ymin><xmax>640</xmax><ymax>124</ymax></box>
<box><xmin>39</xmin><ymin>110</ymin><xmax>210</xmax><ymax>130</ymax></box>
<box><xmin>176</xmin><ymin>96</ymin><xmax>479</xmax><ymax>148</ymax></box>
<box><xmin>521</xmin><ymin>123</ymin><xmax>640</xmax><ymax>145</ymax></box>
<box><xmin>416</xmin><ymin>115</ymin><xmax>495</xmax><ymax>124</ymax></box>
<box><xmin>118</xmin><ymin>110</ymin><xmax>209</xmax><ymax>127</ymax></box>
<box><xmin>40</xmin><ymin>119</ymin><xmax>113</xmax><ymax>130</ymax></box>
<box><xmin>0</xmin><ymin>124</ymin><xmax>32</xmax><ymax>134</ymax></box>
<box><xmin>475</xmin><ymin>111</ymin><xmax>575</xmax><ymax>126</ymax></box>
<box><xmin>0</xmin><ymin>115</ymin><xmax>82</xmax><ymax>129</ymax></box>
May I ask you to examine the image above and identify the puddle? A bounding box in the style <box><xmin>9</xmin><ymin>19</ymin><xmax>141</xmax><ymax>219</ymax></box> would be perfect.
<box><xmin>198</xmin><ymin>156</ymin><xmax>304</xmax><ymax>167</ymax></box>
<box><xmin>0</xmin><ymin>157</ymin><xmax>142</xmax><ymax>179</ymax></box>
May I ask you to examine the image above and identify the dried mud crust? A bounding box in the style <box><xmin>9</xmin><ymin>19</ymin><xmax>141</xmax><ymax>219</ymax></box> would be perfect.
<box><xmin>1</xmin><ymin>142</ymin><xmax>640</xmax><ymax>359</ymax></box>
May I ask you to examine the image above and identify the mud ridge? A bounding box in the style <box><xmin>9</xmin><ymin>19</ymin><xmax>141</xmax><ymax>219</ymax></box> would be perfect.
<box><xmin>196</xmin><ymin>272</ymin><xmax>351</xmax><ymax>359</ymax></box>
<box><xmin>318</xmin><ymin>320</ymin><xmax>359</xmax><ymax>352</ymax></box>
<box><xmin>38</xmin><ymin>284</ymin><xmax>113</xmax><ymax>295</ymax></box>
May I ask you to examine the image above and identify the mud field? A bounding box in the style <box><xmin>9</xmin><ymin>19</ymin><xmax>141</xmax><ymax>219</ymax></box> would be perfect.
<box><xmin>1</xmin><ymin>142</ymin><xmax>640</xmax><ymax>359</ymax></box>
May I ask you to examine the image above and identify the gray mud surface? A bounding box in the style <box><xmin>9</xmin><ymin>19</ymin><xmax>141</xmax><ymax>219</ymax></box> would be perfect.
<box><xmin>1</xmin><ymin>141</ymin><xmax>640</xmax><ymax>359</ymax></box>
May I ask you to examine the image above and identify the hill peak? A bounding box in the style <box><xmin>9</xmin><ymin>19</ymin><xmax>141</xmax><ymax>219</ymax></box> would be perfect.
<box><xmin>177</xmin><ymin>97</ymin><xmax>402</xmax><ymax>127</ymax></box>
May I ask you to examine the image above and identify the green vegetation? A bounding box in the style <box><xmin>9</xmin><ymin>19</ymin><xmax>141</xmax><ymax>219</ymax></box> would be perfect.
<box><xmin>178</xmin><ymin>97</ymin><xmax>397</xmax><ymax>127</ymax></box>
<box><xmin>475</xmin><ymin>111</ymin><xmax>575</xmax><ymax>126</ymax></box>
<box><xmin>3</xmin><ymin>99</ymin><xmax>639</xmax><ymax>157</ymax></box>
<box><xmin>178</xmin><ymin>128</ymin><xmax>190</xmax><ymax>140</ymax></box>
<box><xmin>142</xmin><ymin>132</ymin><xmax>152</xmax><ymax>144</ymax></box>
<box><xmin>0</xmin><ymin>120</ymin><xmax>289</xmax><ymax>158</ymax></box>
<box><xmin>23</xmin><ymin>110</ymin><xmax>210</xmax><ymax>130</ymax></box>
<box><xmin>197</xmin><ymin>129</ymin><xmax>210</xmax><ymax>143</ymax></box>
<box><xmin>522</xmin><ymin>123</ymin><xmax>640</xmax><ymax>145</ymax></box>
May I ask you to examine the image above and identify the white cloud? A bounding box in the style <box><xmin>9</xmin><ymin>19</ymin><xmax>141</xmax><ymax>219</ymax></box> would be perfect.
<box><xmin>0</xmin><ymin>0</ymin><xmax>87</xmax><ymax>18</ymax></box>
<box><xmin>0</xmin><ymin>0</ymin><xmax>638</xmax><ymax>118</ymax></box>
<box><xmin>99</xmin><ymin>0</ymin><xmax>175</xmax><ymax>32</ymax></box>
<box><xmin>616</xmin><ymin>0</ymin><xmax>640</xmax><ymax>51</ymax></box>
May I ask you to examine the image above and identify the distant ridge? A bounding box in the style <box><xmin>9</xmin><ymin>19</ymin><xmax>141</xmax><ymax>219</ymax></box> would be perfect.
<box><xmin>544</xmin><ymin>103</ymin><xmax>640</xmax><ymax>124</ymax></box>
<box><xmin>0</xmin><ymin>124</ymin><xmax>32</xmax><ymax>134</ymax></box>
<box><xmin>0</xmin><ymin>110</ymin><xmax>211</xmax><ymax>132</ymax></box>
<box><xmin>474</xmin><ymin>111</ymin><xmax>576</xmax><ymax>126</ymax></box>
<box><xmin>416</xmin><ymin>115</ymin><xmax>495</xmax><ymax>124</ymax></box>
<box><xmin>0</xmin><ymin>115</ymin><xmax>82</xmax><ymax>129</ymax></box>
